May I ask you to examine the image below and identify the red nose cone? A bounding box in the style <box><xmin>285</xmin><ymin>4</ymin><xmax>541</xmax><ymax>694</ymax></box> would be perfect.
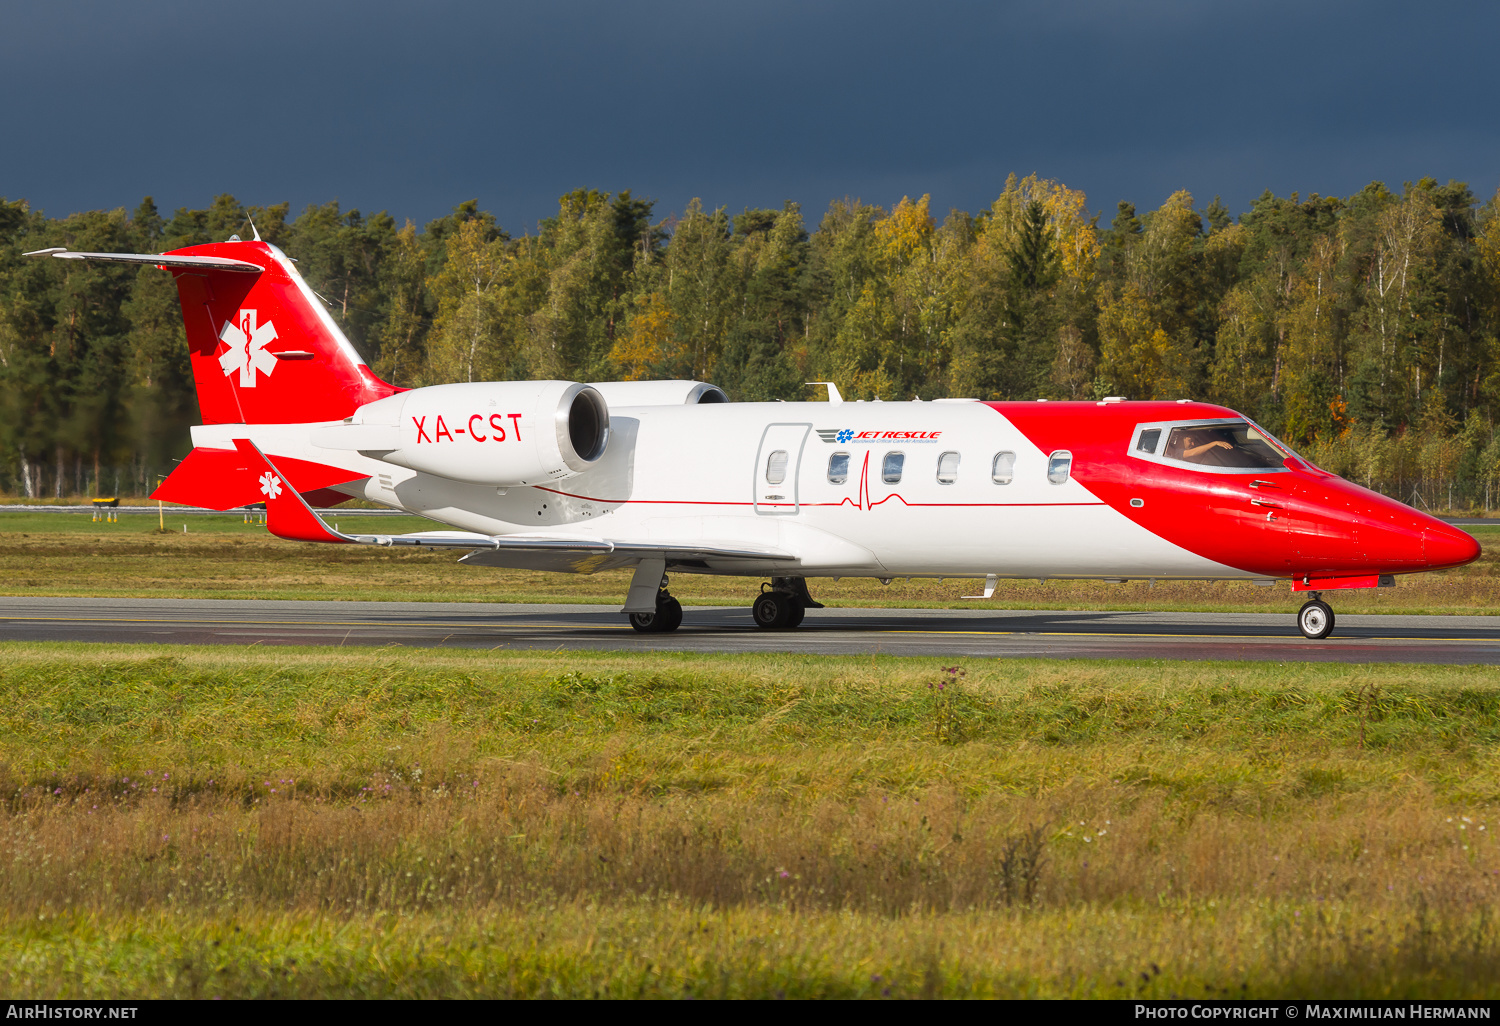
<box><xmin>1423</xmin><ymin>522</ymin><xmax>1482</xmax><ymax>571</ymax></box>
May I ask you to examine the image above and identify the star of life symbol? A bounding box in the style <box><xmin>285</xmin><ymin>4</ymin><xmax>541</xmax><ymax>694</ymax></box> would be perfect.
<box><xmin>836</xmin><ymin>429</ymin><xmax>854</xmax><ymax>443</ymax></box>
<box><xmin>219</xmin><ymin>309</ymin><xmax>278</xmax><ymax>387</ymax></box>
<box><xmin>258</xmin><ymin>472</ymin><xmax>282</xmax><ymax>500</ymax></box>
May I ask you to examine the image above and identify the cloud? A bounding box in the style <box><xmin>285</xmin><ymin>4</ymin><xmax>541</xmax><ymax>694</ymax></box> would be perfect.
<box><xmin>4</xmin><ymin>0</ymin><xmax>1497</xmax><ymax>231</ymax></box>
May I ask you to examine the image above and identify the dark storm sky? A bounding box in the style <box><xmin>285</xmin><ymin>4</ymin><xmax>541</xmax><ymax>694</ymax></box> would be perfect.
<box><xmin>4</xmin><ymin>0</ymin><xmax>1497</xmax><ymax>232</ymax></box>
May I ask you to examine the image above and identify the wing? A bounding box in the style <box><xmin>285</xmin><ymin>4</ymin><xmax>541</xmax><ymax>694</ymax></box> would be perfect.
<box><xmin>235</xmin><ymin>438</ymin><xmax>799</xmax><ymax>574</ymax></box>
<box><xmin>454</xmin><ymin>537</ymin><xmax>797</xmax><ymax>574</ymax></box>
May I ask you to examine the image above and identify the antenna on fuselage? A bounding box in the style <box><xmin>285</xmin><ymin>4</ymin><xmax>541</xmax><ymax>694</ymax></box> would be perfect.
<box><xmin>806</xmin><ymin>381</ymin><xmax>843</xmax><ymax>404</ymax></box>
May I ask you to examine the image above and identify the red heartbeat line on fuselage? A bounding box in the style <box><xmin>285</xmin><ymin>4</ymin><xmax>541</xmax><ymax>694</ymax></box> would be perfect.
<box><xmin>532</xmin><ymin>484</ymin><xmax>1105</xmax><ymax>510</ymax></box>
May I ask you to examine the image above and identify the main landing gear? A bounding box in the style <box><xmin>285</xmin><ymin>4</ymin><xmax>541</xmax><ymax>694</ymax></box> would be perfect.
<box><xmin>626</xmin><ymin>574</ymin><xmax>824</xmax><ymax>633</ymax></box>
<box><xmin>1297</xmin><ymin>592</ymin><xmax>1335</xmax><ymax>640</ymax></box>
<box><xmin>628</xmin><ymin>578</ymin><xmax>683</xmax><ymax>634</ymax></box>
<box><xmin>752</xmin><ymin>577</ymin><xmax>823</xmax><ymax>630</ymax></box>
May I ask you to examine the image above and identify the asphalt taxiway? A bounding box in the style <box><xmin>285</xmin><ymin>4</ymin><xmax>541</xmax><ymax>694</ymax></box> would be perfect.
<box><xmin>3</xmin><ymin>596</ymin><xmax>1500</xmax><ymax>664</ymax></box>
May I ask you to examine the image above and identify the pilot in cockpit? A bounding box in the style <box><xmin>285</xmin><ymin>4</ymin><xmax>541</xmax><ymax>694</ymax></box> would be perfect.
<box><xmin>1167</xmin><ymin>430</ymin><xmax>1233</xmax><ymax>463</ymax></box>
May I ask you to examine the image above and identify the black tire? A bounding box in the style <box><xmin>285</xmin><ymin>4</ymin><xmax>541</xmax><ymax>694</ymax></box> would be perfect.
<box><xmin>752</xmin><ymin>591</ymin><xmax>790</xmax><ymax>629</ymax></box>
<box><xmin>784</xmin><ymin>599</ymin><xmax>805</xmax><ymax>628</ymax></box>
<box><xmin>628</xmin><ymin>611</ymin><xmax>661</xmax><ymax>633</ymax></box>
<box><xmin>1297</xmin><ymin>599</ymin><xmax>1335</xmax><ymax>640</ymax></box>
<box><xmin>629</xmin><ymin>594</ymin><xmax>683</xmax><ymax>633</ymax></box>
<box><xmin>656</xmin><ymin>595</ymin><xmax>683</xmax><ymax>632</ymax></box>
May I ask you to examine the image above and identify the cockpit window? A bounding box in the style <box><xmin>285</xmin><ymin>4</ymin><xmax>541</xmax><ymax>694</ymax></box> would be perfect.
<box><xmin>1164</xmin><ymin>424</ymin><xmax>1281</xmax><ymax>468</ymax></box>
<box><xmin>1131</xmin><ymin>418</ymin><xmax>1290</xmax><ymax>473</ymax></box>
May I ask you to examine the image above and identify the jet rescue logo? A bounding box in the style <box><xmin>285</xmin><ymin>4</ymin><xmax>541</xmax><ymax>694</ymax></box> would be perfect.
<box><xmin>219</xmin><ymin>309</ymin><xmax>278</xmax><ymax>387</ymax></box>
<box><xmin>817</xmin><ymin>428</ymin><xmax>942</xmax><ymax>444</ymax></box>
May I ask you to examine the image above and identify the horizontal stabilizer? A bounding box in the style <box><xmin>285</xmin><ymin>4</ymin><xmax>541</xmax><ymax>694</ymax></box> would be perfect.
<box><xmin>151</xmin><ymin>445</ymin><xmax>367</xmax><ymax>510</ymax></box>
<box><xmin>24</xmin><ymin>248</ymin><xmax>262</xmax><ymax>273</ymax></box>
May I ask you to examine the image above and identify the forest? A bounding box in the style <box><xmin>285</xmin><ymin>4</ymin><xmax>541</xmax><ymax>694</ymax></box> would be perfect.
<box><xmin>4</xmin><ymin>174</ymin><xmax>1500</xmax><ymax>509</ymax></box>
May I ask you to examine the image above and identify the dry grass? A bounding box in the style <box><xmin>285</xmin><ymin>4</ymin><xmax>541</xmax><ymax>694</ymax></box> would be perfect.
<box><xmin>2</xmin><ymin>513</ymin><xmax>1499</xmax><ymax>612</ymax></box>
<box><xmin>6</xmin><ymin>772</ymin><xmax>1495</xmax><ymax>920</ymax></box>
<box><xmin>0</xmin><ymin>644</ymin><xmax>1498</xmax><ymax>995</ymax></box>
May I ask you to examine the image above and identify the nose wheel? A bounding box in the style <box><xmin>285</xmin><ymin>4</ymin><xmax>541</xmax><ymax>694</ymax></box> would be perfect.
<box><xmin>1297</xmin><ymin>597</ymin><xmax>1335</xmax><ymax>639</ymax></box>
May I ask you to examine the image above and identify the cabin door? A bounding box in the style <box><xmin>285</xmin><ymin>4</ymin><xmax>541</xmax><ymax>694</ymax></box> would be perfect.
<box><xmin>753</xmin><ymin>423</ymin><xmax>811</xmax><ymax>515</ymax></box>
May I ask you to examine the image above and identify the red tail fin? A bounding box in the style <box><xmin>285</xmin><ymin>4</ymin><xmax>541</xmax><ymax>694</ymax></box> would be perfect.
<box><xmin>165</xmin><ymin>240</ymin><xmax>398</xmax><ymax>424</ymax></box>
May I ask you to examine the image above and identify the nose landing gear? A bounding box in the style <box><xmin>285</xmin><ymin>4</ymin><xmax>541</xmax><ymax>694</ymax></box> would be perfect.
<box><xmin>1297</xmin><ymin>593</ymin><xmax>1335</xmax><ymax>639</ymax></box>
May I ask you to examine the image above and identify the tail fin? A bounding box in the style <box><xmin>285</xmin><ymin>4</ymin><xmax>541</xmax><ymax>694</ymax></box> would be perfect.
<box><xmin>26</xmin><ymin>240</ymin><xmax>399</xmax><ymax>425</ymax></box>
<box><xmin>166</xmin><ymin>241</ymin><xmax>398</xmax><ymax>424</ymax></box>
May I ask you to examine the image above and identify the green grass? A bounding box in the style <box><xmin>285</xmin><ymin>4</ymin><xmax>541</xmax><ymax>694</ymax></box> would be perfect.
<box><xmin>0</xmin><ymin>644</ymin><xmax>1498</xmax><ymax>997</ymax></box>
<box><xmin>6</xmin><ymin>903</ymin><xmax>1493</xmax><ymax>999</ymax></box>
<box><xmin>3</xmin><ymin>645</ymin><xmax>1498</xmax><ymax>780</ymax></box>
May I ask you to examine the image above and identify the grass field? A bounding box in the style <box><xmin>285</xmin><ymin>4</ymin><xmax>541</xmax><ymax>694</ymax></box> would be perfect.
<box><xmin>1</xmin><ymin>643</ymin><xmax>1497</xmax><ymax>997</ymax></box>
<box><xmin>2</xmin><ymin>510</ymin><xmax>1499</xmax><ymax>613</ymax></box>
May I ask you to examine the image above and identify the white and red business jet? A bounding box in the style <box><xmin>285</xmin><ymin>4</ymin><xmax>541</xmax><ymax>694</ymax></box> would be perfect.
<box><xmin>28</xmin><ymin>238</ymin><xmax>1480</xmax><ymax>639</ymax></box>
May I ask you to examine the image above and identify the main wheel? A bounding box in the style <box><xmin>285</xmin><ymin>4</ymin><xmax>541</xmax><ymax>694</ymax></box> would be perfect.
<box><xmin>629</xmin><ymin>594</ymin><xmax>683</xmax><ymax>633</ymax></box>
<box><xmin>656</xmin><ymin>595</ymin><xmax>683</xmax><ymax>632</ymax></box>
<box><xmin>752</xmin><ymin>591</ymin><xmax>791</xmax><ymax>629</ymax></box>
<box><xmin>1297</xmin><ymin>599</ymin><xmax>1335</xmax><ymax>640</ymax></box>
<box><xmin>784</xmin><ymin>599</ymin><xmax>805</xmax><ymax>628</ymax></box>
<box><xmin>628</xmin><ymin>611</ymin><xmax>660</xmax><ymax>633</ymax></box>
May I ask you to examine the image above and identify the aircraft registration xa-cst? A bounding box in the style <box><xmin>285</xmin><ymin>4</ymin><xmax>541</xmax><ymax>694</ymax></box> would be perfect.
<box><xmin>28</xmin><ymin>239</ymin><xmax>1480</xmax><ymax>639</ymax></box>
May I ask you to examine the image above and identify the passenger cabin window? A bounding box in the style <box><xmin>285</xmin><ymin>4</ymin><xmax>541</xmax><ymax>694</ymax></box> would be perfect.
<box><xmin>1162</xmin><ymin>424</ymin><xmax>1281</xmax><ymax>469</ymax></box>
<box><xmin>1047</xmin><ymin>451</ymin><xmax>1072</xmax><ymax>485</ymax></box>
<box><xmin>882</xmin><ymin>452</ymin><xmax>905</xmax><ymax>484</ymax></box>
<box><xmin>827</xmin><ymin>452</ymin><xmax>850</xmax><ymax>485</ymax></box>
<box><xmin>992</xmin><ymin>451</ymin><xmax>1015</xmax><ymax>485</ymax></box>
<box><xmin>936</xmin><ymin>451</ymin><xmax>960</xmax><ymax>484</ymax></box>
<box><xmin>1136</xmin><ymin>429</ymin><xmax>1161</xmax><ymax>453</ymax></box>
<box><xmin>765</xmin><ymin>450</ymin><xmax>789</xmax><ymax>485</ymax></box>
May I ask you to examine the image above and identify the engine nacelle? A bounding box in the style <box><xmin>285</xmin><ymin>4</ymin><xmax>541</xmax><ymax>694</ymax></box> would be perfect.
<box><xmin>314</xmin><ymin>380</ymin><xmax>609</xmax><ymax>486</ymax></box>
<box><xmin>589</xmin><ymin>380</ymin><xmax>728</xmax><ymax>406</ymax></box>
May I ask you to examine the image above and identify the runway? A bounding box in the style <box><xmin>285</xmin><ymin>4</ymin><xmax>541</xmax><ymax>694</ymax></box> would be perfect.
<box><xmin>3</xmin><ymin>596</ymin><xmax>1500</xmax><ymax>664</ymax></box>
